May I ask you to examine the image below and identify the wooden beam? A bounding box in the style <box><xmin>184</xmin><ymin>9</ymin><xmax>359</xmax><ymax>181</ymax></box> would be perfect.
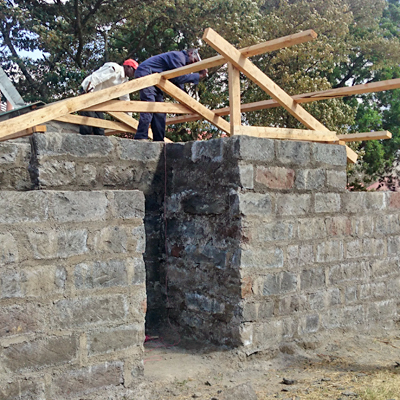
<box><xmin>236</xmin><ymin>126</ymin><xmax>338</xmax><ymax>142</ymax></box>
<box><xmin>337</xmin><ymin>131</ymin><xmax>392</xmax><ymax>142</ymax></box>
<box><xmin>0</xmin><ymin>73</ymin><xmax>162</xmax><ymax>140</ymax></box>
<box><xmin>156</xmin><ymin>78</ymin><xmax>231</xmax><ymax>134</ymax></box>
<box><xmin>228</xmin><ymin>63</ymin><xmax>241</xmax><ymax>135</ymax></box>
<box><xmin>106</xmin><ymin>111</ymin><xmax>154</xmax><ymax>140</ymax></box>
<box><xmin>0</xmin><ymin>125</ymin><xmax>47</xmax><ymax>142</ymax></box>
<box><xmin>54</xmin><ymin>114</ymin><xmax>137</xmax><ymax>133</ymax></box>
<box><xmin>202</xmin><ymin>28</ymin><xmax>331</xmax><ymax>133</ymax></box>
<box><xmin>162</xmin><ymin>29</ymin><xmax>317</xmax><ymax>79</ymax></box>
<box><xmin>85</xmin><ymin>100</ymin><xmax>192</xmax><ymax>114</ymax></box>
<box><xmin>344</xmin><ymin>145</ymin><xmax>358</xmax><ymax>164</ymax></box>
<box><xmin>166</xmin><ymin>78</ymin><xmax>400</xmax><ymax>126</ymax></box>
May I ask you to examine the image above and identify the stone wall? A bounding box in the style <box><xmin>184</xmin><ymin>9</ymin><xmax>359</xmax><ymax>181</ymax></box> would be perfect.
<box><xmin>1</xmin><ymin>129</ymin><xmax>400</xmax><ymax>398</ymax></box>
<box><xmin>0</xmin><ymin>189</ymin><xmax>146</xmax><ymax>399</ymax></box>
<box><xmin>165</xmin><ymin>136</ymin><xmax>400</xmax><ymax>354</ymax></box>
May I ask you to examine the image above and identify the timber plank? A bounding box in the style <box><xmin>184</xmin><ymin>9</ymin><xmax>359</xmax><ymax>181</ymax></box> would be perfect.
<box><xmin>202</xmin><ymin>28</ymin><xmax>331</xmax><ymax>133</ymax></box>
<box><xmin>0</xmin><ymin>74</ymin><xmax>161</xmax><ymax>140</ymax></box>
<box><xmin>157</xmin><ymin>78</ymin><xmax>231</xmax><ymax>134</ymax></box>
<box><xmin>337</xmin><ymin>131</ymin><xmax>392</xmax><ymax>142</ymax></box>
<box><xmin>85</xmin><ymin>100</ymin><xmax>192</xmax><ymax>114</ymax></box>
<box><xmin>162</xmin><ymin>29</ymin><xmax>317</xmax><ymax>79</ymax></box>
<box><xmin>236</xmin><ymin>126</ymin><xmax>338</xmax><ymax>142</ymax></box>
<box><xmin>55</xmin><ymin>114</ymin><xmax>136</xmax><ymax>133</ymax></box>
<box><xmin>228</xmin><ymin>63</ymin><xmax>241</xmax><ymax>134</ymax></box>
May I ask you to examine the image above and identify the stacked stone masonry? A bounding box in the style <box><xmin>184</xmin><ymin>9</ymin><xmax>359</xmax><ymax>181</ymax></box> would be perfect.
<box><xmin>1</xmin><ymin>128</ymin><xmax>400</xmax><ymax>398</ymax></box>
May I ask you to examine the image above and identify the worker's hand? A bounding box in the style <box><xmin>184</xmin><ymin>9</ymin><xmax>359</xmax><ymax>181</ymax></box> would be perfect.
<box><xmin>199</xmin><ymin>69</ymin><xmax>208</xmax><ymax>79</ymax></box>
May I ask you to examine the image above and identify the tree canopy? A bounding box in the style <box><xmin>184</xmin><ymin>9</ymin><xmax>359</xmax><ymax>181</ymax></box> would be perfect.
<box><xmin>2</xmin><ymin>0</ymin><xmax>400</xmax><ymax>187</ymax></box>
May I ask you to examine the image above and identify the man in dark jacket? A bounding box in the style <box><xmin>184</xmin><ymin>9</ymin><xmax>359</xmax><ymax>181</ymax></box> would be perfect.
<box><xmin>134</xmin><ymin>49</ymin><xmax>207</xmax><ymax>141</ymax></box>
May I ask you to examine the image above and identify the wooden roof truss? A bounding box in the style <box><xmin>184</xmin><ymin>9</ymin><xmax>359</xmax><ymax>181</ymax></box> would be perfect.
<box><xmin>0</xmin><ymin>27</ymin><xmax>397</xmax><ymax>163</ymax></box>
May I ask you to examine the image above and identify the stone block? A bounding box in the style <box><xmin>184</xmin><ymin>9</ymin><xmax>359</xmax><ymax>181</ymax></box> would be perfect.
<box><xmin>89</xmin><ymin>226</ymin><xmax>128</xmax><ymax>254</ymax></box>
<box><xmin>295</xmin><ymin>169</ymin><xmax>325</xmax><ymax>190</ymax></box>
<box><xmin>325</xmin><ymin>216</ymin><xmax>352</xmax><ymax>237</ymax></box>
<box><xmin>238</xmin><ymin>162</ymin><xmax>254</xmax><ymax>189</ymax></box>
<box><xmin>87</xmin><ymin>325</ymin><xmax>144</xmax><ymax>355</ymax></box>
<box><xmin>51</xmin><ymin>362</ymin><xmax>124</xmax><ymax>398</ymax></box>
<box><xmin>263</xmin><ymin>272</ymin><xmax>297</xmax><ymax>296</ymax></box>
<box><xmin>276</xmin><ymin>140</ymin><xmax>311</xmax><ymax>165</ymax></box>
<box><xmin>279</xmin><ymin>294</ymin><xmax>307</xmax><ymax>315</ymax></box>
<box><xmin>103</xmin><ymin>165</ymin><xmax>134</xmax><ymax>186</ymax></box>
<box><xmin>20</xmin><ymin>265</ymin><xmax>66</xmax><ymax>298</ymax></box>
<box><xmin>297</xmin><ymin>218</ymin><xmax>326</xmax><ymax>240</ymax></box>
<box><xmin>375</xmin><ymin>214</ymin><xmax>400</xmax><ymax>235</ymax></box>
<box><xmin>1</xmin><ymin>335</ymin><xmax>77</xmax><ymax>372</ymax></box>
<box><xmin>341</xmin><ymin>192</ymin><xmax>365</xmax><ymax>213</ymax></box>
<box><xmin>287</xmin><ymin>244</ymin><xmax>314</xmax><ymax>268</ymax></box>
<box><xmin>388</xmin><ymin>236</ymin><xmax>400</xmax><ymax>255</ymax></box>
<box><xmin>118</xmin><ymin>138</ymin><xmax>163</xmax><ymax>161</ymax></box>
<box><xmin>300</xmin><ymin>267</ymin><xmax>325</xmax><ymax>290</ymax></box>
<box><xmin>74</xmin><ymin>259</ymin><xmax>128</xmax><ymax>289</ymax></box>
<box><xmin>0</xmin><ymin>378</ymin><xmax>44</xmax><ymax>400</ymax></box>
<box><xmin>252</xmin><ymin>221</ymin><xmax>294</xmax><ymax>242</ymax></box>
<box><xmin>28</xmin><ymin>229</ymin><xmax>88</xmax><ymax>259</ymax></box>
<box><xmin>185</xmin><ymin>293</ymin><xmax>225</xmax><ymax>314</ymax></box>
<box><xmin>132</xmin><ymin>257</ymin><xmax>146</xmax><ymax>284</ymax></box>
<box><xmin>50</xmin><ymin>191</ymin><xmax>108</xmax><ymax>222</ymax></box>
<box><xmin>321</xmin><ymin>309</ymin><xmax>344</xmax><ymax>329</ymax></box>
<box><xmin>0</xmin><ymin>232</ymin><xmax>18</xmax><ymax>265</ymax></box>
<box><xmin>77</xmin><ymin>164</ymin><xmax>97</xmax><ymax>186</ymax></box>
<box><xmin>298</xmin><ymin>314</ymin><xmax>319</xmax><ymax>334</ymax></box>
<box><xmin>364</xmin><ymin>192</ymin><xmax>386</xmax><ymax>210</ymax></box>
<box><xmin>326</xmin><ymin>170</ymin><xmax>347</xmax><ymax>190</ymax></box>
<box><xmin>0</xmin><ymin>304</ymin><xmax>40</xmax><ymax>337</ymax></box>
<box><xmin>132</xmin><ymin>225</ymin><xmax>146</xmax><ymax>253</ymax></box>
<box><xmin>367</xmin><ymin>300</ymin><xmax>396</xmax><ymax>321</ymax></box>
<box><xmin>231</xmin><ymin>135</ymin><xmax>274</xmax><ymax>162</ymax></box>
<box><xmin>38</xmin><ymin>160</ymin><xmax>76</xmax><ymax>187</ymax></box>
<box><xmin>0</xmin><ymin>191</ymin><xmax>48</xmax><ymax>223</ymax></box>
<box><xmin>314</xmin><ymin>193</ymin><xmax>341</xmax><ymax>213</ymax></box>
<box><xmin>192</xmin><ymin>139</ymin><xmax>223</xmax><ymax>163</ymax></box>
<box><xmin>359</xmin><ymin>282</ymin><xmax>387</xmax><ymax>300</ymax></box>
<box><xmin>111</xmin><ymin>190</ymin><xmax>145</xmax><ymax>219</ymax></box>
<box><xmin>345</xmin><ymin>286</ymin><xmax>358</xmax><ymax>304</ymax></box>
<box><xmin>316</xmin><ymin>240</ymin><xmax>343</xmax><ymax>263</ymax></box>
<box><xmin>238</xmin><ymin>192</ymin><xmax>272</xmax><ymax>216</ymax></box>
<box><xmin>343</xmin><ymin>305</ymin><xmax>365</xmax><ymax>326</ymax></box>
<box><xmin>33</xmin><ymin>132</ymin><xmax>113</xmax><ymax>158</ymax></box>
<box><xmin>388</xmin><ymin>192</ymin><xmax>400</xmax><ymax>209</ymax></box>
<box><xmin>51</xmin><ymin>296</ymin><xmax>127</xmax><ymax>329</ymax></box>
<box><xmin>182</xmin><ymin>192</ymin><xmax>228</xmax><ymax>215</ymax></box>
<box><xmin>0</xmin><ymin>269</ymin><xmax>21</xmax><ymax>298</ymax></box>
<box><xmin>255</xmin><ymin>166</ymin><xmax>295</xmax><ymax>189</ymax></box>
<box><xmin>276</xmin><ymin>194</ymin><xmax>311</xmax><ymax>215</ymax></box>
<box><xmin>0</xmin><ymin>142</ymin><xmax>18</xmax><ymax>164</ymax></box>
<box><xmin>307</xmin><ymin>291</ymin><xmax>326</xmax><ymax>310</ymax></box>
<box><xmin>328</xmin><ymin>261</ymin><xmax>369</xmax><ymax>284</ymax></box>
<box><xmin>241</xmin><ymin>248</ymin><xmax>284</xmax><ymax>269</ymax></box>
<box><xmin>312</xmin><ymin>142</ymin><xmax>347</xmax><ymax>166</ymax></box>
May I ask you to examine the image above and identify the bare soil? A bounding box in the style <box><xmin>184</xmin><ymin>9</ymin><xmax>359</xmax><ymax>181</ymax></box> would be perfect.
<box><xmin>134</xmin><ymin>331</ymin><xmax>400</xmax><ymax>400</ymax></box>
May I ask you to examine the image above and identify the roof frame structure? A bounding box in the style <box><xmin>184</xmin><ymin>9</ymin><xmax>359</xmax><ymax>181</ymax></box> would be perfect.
<box><xmin>0</xmin><ymin>27</ymin><xmax>397</xmax><ymax>164</ymax></box>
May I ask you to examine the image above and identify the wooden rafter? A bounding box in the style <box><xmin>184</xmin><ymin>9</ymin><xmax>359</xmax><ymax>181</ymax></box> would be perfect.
<box><xmin>202</xmin><ymin>28</ymin><xmax>333</xmax><ymax>134</ymax></box>
<box><xmin>166</xmin><ymin>78</ymin><xmax>400</xmax><ymax>126</ymax></box>
<box><xmin>236</xmin><ymin>126</ymin><xmax>338</xmax><ymax>142</ymax></box>
<box><xmin>161</xmin><ymin>29</ymin><xmax>318</xmax><ymax>80</ymax></box>
<box><xmin>55</xmin><ymin>114</ymin><xmax>136</xmax><ymax>133</ymax></box>
<box><xmin>84</xmin><ymin>100</ymin><xmax>192</xmax><ymax>114</ymax></box>
<box><xmin>157</xmin><ymin>78</ymin><xmax>231</xmax><ymax>135</ymax></box>
<box><xmin>0</xmin><ymin>74</ymin><xmax>162</xmax><ymax>141</ymax></box>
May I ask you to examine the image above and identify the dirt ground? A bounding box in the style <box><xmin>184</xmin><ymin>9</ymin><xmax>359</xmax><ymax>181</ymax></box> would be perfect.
<box><xmin>131</xmin><ymin>331</ymin><xmax>400</xmax><ymax>400</ymax></box>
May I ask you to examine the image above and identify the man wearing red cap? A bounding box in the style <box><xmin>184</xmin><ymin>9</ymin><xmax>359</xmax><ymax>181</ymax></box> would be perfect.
<box><xmin>79</xmin><ymin>59</ymin><xmax>138</xmax><ymax>135</ymax></box>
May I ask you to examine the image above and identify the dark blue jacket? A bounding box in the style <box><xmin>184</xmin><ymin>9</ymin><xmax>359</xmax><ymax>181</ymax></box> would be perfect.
<box><xmin>134</xmin><ymin>50</ymin><xmax>200</xmax><ymax>90</ymax></box>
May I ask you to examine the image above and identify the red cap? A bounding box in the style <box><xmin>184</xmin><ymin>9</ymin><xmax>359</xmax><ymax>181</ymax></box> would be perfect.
<box><xmin>123</xmin><ymin>59</ymin><xmax>139</xmax><ymax>69</ymax></box>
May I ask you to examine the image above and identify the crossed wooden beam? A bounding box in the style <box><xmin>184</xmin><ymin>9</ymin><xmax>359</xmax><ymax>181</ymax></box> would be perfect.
<box><xmin>0</xmin><ymin>28</ymin><xmax>396</xmax><ymax>164</ymax></box>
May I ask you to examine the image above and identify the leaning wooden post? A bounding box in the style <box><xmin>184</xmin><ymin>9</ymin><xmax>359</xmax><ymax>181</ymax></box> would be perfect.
<box><xmin>228</xmin><ymin>63</ymin><xmax>241</xmax><ymax>136</ymax></box>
